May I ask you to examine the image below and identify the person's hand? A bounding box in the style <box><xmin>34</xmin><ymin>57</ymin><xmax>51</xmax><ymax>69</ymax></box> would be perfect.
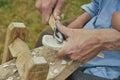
<box><xmin>35</xmin><ymin>0</ymin><xmax>64</xmax><ymax>24</ymax></box>
<box><xmin>56</xmin><ymin>21</ymin><xmax>102</xmax><ymax>63</ymax></box>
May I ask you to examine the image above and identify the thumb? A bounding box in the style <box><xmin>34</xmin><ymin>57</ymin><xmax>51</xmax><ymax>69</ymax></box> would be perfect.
<box><xmin>56</xmin><ymin>20</ymin><xmax>70</xmax><ymax>37</ymax></box>
<box><xmin>42</xmin><ymin>8</ymin><xmax>52</xmax><ymax>24</ymax></box>
<box><xmin>54</xmin><ymin>0</ymin><xmax>64</xmax><ymax>20</ymax></box>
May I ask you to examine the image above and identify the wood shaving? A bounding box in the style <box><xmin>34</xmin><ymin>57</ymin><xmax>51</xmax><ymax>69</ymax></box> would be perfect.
<box><xmin>2</xmin><ymin>64</ymin><xmax>9</xmax><ymax>68</ymax></box>
<box><xmin>49</xmin><ymin>62</ymin><xmax>55</xmax><ymax>65</ymax></box>
<box><xmin>6</xmin><ymin>77</ymin><xmax>13</xmax><ymax>80</ymax></box>
<box><xmin>10</xmin><ymin>63</ymin><xmax>16</xmax><ymax>66</ymax></box>
<box><xmin>53</xmin><ymin>69</ymin><xmax>59</xmax><ymax>74</ymax></box>
<box><xmin>49</xmin><ymin>71</ymin><xmax>54</xmax><ymax>76</ymax></box>
<box><xmin>13</xmin><ymin>69</ymin><xmax>17</xmax><ymax>73</ymax></box>
<box><xmin>61</xmin><ymin>60</ymin><xmax>67</xmax><ymax>65</ymax></box>
<box><xmin>31</xmin><ymin>51</ymin><xmax>36</xmax><ymax>56</ymax></box>
<box><xmin>17</xmin><ymin>77</ymin><xmax>20</xmax><ymax>80</ymax></box>
<box><xmin>42</xmin><ymin>35</ymin><xmax>65</xmax><ymax>50</ymax></box>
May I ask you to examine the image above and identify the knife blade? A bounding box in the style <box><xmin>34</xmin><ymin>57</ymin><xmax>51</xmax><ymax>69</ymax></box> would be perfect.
<box><xmin>49</xmin><ymin>15</ymin><xmax>65</xmax><ymax>43</ymax></box>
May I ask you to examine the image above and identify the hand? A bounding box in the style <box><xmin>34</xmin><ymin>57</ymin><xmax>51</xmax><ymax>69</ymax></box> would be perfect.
<box><xmin>35</xmin><ymin>0</ymin><xmax>64</xmax><ymax>24</ymax></box>
<box><xmin>56</xmin><ymin>21</ymin><xmax>102</xmax><ymax>63</ymax></box>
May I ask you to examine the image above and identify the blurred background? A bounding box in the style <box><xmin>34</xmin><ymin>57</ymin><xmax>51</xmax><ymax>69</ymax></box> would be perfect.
<box><xmin>0</xmin><ymin>0</ymin><xmax>90</xmax><ymax>64</ymax></box>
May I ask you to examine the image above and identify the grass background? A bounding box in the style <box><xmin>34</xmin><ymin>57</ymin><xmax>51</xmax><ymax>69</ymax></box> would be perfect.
<box><xmin>0</xmin><ymin>0</ymin><xmax>90</xmax><ymax>64</ymax></box>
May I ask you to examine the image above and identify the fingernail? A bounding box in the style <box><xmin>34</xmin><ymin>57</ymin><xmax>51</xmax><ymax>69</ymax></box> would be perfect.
<box><xmin>42</xmin><ymin>15</ymin><xmax>49</xmax><ymax>24</ymax></box>
<box><xmin>56</xmin><ymin>16</ymin><xmax>60</xmax><ymax>20</ymax></box>
<box><xmin>56</xmin><ymin>21</ymin><xmax>61</xmax><ymax>27</ymax></box>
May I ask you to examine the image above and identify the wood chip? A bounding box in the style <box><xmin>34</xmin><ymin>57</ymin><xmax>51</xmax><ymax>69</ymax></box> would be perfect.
<box><xmin>31</xmin><ymin>51</ymin><xmax>36</xmax><ymax>56</ymax></box>
<box><xmin>97</xmin><ymin>52</ymin><xmax>104</xmax><ymax>58</ymax></box>
<box><xmin>53</xmin><ymin>69</ymin><xmax>59</xmax><ymax>74</ymax></box>
<box><xmin>10</xmin><ymin>63</ymin><xmax>16</xmax><ymax>66</ymax></box>
<box><xmin>2</xmin><ymin>64</ymin><xmax>9</xmax><ymax>68</ymax></box>
<box><xmin>61</xmin><ymin>60</ymin><xmax>67</xmax><ymax>65</ymax></box>
<box><xmin>13</xmin><ymin>69</ymin><xmax>17</xmax><ymax>73</ymax></box>
<box><xmin>33</xmin><ymin>56</ymin><xmax>47</xmax><ymax>64</ymax></box>
<box><xmin>49</xmin><ymin>62</ymin><xmax>55</xmax><ymax>65</ymax></box>
<box><xmin>49</xmin><ymin>71</ymin><xmax>54</xmax><ymax>76</ymax></box>
<box><xmin>17</xmin><ymin>77</ymin><xmax>20</xmax><ymax>80</ymax></box>
<box><xmin>6</xmin><ymin>77</ymin><xmax>13</xmax><ymax>80</ymax></box>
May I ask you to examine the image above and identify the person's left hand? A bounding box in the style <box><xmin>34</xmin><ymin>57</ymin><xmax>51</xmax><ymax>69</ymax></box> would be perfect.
<box><xmin>56</xmin><ymin>21</ymin><xmax>102</xmax><ymax>63</ymax></box>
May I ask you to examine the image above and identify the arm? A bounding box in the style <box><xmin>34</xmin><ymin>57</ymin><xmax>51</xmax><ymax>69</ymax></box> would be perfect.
<box><xmin>102</xmin><ymin>12</ymin><xmax>120</xmax><ymax>50</ymax></box>
<box><xmin>35</xmin><ymin>0</ymin><xmax>64</xmax><ymax>24</ymax></box>
<box><xmin>98</xmin><ymin>29</ymin><xmax>120</xmax><ymax>50</ymax></box>
<box><xmin>56</xmin><ymin>20</ymin><xmax>120</xmax><ymax>62</ymax></box>
<box><xmin>67</xmin><ymin>0</ymin><xmax>100</xmax><ymax>29</ymax></box>
<box><xmin>112</xmin><ymin>12</ymin><xmax>120</xmax><ymax>31</ymax></box>
<box><xmin>68</xmin><ymin>12</ymin><xmax>91</xmax><ymax>29</ymax></box>
<box><xmin>67</xmin><ymin>0</ymin><xmax>99</xmax><ymax>29</ymax></box>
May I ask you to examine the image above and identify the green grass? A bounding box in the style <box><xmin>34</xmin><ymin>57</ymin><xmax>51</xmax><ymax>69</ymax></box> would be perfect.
<box><xmin>0</xmin><ymin>0</ymin><xmax>90</xmax><ymax>64</ymax></box>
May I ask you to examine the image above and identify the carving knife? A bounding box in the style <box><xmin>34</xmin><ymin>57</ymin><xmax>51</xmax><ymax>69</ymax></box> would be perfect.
<box><xmin>49</xmin><ymin>15</ymin><xmax>65</xmax><ymax>43</ymax></box>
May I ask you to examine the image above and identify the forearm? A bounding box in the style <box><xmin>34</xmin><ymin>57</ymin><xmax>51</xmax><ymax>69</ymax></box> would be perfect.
<box><xmin>68</xmin><ymin>12</ymin><xmax>91</xmax><ymax>29</ymax></box>
<box><xmin>98</xmin><ymin>29</ymin><xmax>120</xmax><ymax>50</ymax></box>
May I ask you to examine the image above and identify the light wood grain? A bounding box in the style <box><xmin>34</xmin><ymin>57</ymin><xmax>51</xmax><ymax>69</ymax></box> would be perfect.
<box><xmin>49</xmin><ymin>15</ymin><xmax>56</xmax><ymax>30</ymax></box>
<box><xmin>2</xmin><ymin>22</ymin><xmax>27</xmax><ymax>63</ymax></box>
<box><xmin>9</xmin><ymin>38</ymin><xmax>30</xmax><ymax>57</ymax></box>
<box><xmin>0</xmin><ymin>59</ymin><xmax>18</xmax><ymax>80</ymax></box>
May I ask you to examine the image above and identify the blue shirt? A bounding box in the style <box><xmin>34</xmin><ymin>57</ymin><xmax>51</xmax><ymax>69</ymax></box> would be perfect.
<box><xmin>80</xmin><ymin>0</ymin><xmax>120</xmax><ymax>79</ymax></box>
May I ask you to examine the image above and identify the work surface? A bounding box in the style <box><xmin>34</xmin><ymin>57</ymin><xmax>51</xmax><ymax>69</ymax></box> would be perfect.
<box><xmin>0</xmin><ymin>47</ymin><xmax>81</xmax><ymax>80</ymax></box>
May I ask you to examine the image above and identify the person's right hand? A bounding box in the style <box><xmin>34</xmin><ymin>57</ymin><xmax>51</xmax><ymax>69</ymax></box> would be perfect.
<box><xmin>35</xmin><ymin>0</ymin><xmax>64</xmax><ymax>24</ymax></box>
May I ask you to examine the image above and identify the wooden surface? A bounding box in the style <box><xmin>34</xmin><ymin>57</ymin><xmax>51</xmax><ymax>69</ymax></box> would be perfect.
<box><xmin>9</xmin><ymin>38</ymin><xmax>49</xmax><ymax>80</ymax></box>
<box><xmin>0</xmin><ymin>47</ymin><xmax>82</xmax><ymax>80</ymax></box>
<box><xmin>2</xmin><ymin>22</ymin><xmax>27</xmax><ymax>63</ymax></box>
<box><xmin>1</xmin><ymin>35</ymin><xmax>104</xmax><ymax>80</ymax></box>
<box><xmin>9</xmin><ymin>38</ymin><xmax>30</xmax><ymax>58</ymax></box>
<box><xmin>32</xmin><ymin>47</ymin><xmax>81</xmax><ymax>80</ymax></box>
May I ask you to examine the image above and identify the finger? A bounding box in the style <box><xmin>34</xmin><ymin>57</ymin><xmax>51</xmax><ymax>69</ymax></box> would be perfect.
<box><xmin>56</xmin><ymin>20</ymin><xmax>71</xmax><ymax>37</ymax></box>
<box><xmin>54</xmin><ymin>0</ymin><xmax>64</xmax><ymax>20</ymax></box>
<box><xmin>78</xmin><ymin>50</ymin><xmax>100</xmax><ymax>63</ymax></box>
<box><xmin>35</xmin><ymin>0</ymin><xmax>42</xmax><ymax>12</ymax></box>
<box><xmin>69</xmin><ymin>54</ymin><xmax>77</xmax><ymax>61</ymax></box>
<box><xmin>57</xmin><ymin>47</ymin><xmax>67</xmax><ymax>57</ymax></box>
<box><xmin>42</xmin><ymin>0</ymin><xmax>57</xmax><ymax>24</ymax></box>
<box><xmin>42</xmin><ymin>8</ymin><xmax>52</xmax><ymax>24</ymax></box>
<box><xmin>68</xmin><ymin>51</ymin><xmax>82</xmax><ymax>61</ymax></box>
<box><xmin>57</xmin><ymin>43</ymin><xmax>72</xmax><ymax>57</ymax></box>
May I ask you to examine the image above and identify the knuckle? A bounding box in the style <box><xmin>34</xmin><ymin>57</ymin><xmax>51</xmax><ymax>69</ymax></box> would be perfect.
<box><xmin>35</xmin><ymin>1</ymin><xmax>41</xmax><ymax>10</ymax></box>
<box><xmin>59</xmin><ymin>0</ymin><xmax>64</xmax><ymax>3</ymax></box>
<box><xmin>70</xmin><ymin>56</ymin><xmax>78</xmax><ymax>61</ymax></box>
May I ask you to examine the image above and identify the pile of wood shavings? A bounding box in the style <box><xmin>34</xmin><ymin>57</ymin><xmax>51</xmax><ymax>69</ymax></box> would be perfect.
<box><xmin>0</xmin><ymin>59</ymin><xmax>21</xmax><ymax>80</ymax></box>
<box><xmin>32</xmin><ymin>47</ymin><xmax>71</xmax><ymax>79</ymax></box>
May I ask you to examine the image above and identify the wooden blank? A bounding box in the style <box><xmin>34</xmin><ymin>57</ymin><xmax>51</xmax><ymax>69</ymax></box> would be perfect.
<box><xmin>2</xmin><ymin>22</ymin><xmax>27</xmax><ymax>63</ymax></box>
<box><xmin>31</xmin><ymin>47</ymin><xmax>82</xmax><ymax>80</ymax></box>
<box><xmin>9</xmin><ymin>38</ymin><xmax>30</xmax><ymax>57</ymax></box>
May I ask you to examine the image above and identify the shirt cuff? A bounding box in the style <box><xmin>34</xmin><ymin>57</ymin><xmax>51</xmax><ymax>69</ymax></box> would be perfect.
<box><xmin>81</xmin><ymin>3</ymin><xmax>98</xmax><ymax>18</ymax></box>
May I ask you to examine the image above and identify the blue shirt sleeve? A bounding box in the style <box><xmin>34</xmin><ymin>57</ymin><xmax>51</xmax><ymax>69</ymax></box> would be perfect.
<box><xmin>81</xmin><ymin>0</ymin><xmax>99</xmax><ymax>17</ymax></box>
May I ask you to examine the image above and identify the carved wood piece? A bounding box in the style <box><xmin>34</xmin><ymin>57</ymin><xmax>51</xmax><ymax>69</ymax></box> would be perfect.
<box><xmin>2</xmin><ymin>22</ymin><xmax>27</xmax><ymax>63</ymax></box>
<box><xmin>9</xmin><ymin>38</ymin><xmax>29</xmax><ymax>58</ymax></box>
<box><xmin>9</xmin><ymin>38</ymin><xmax>49</xmax><ymax>80</ymax></box>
